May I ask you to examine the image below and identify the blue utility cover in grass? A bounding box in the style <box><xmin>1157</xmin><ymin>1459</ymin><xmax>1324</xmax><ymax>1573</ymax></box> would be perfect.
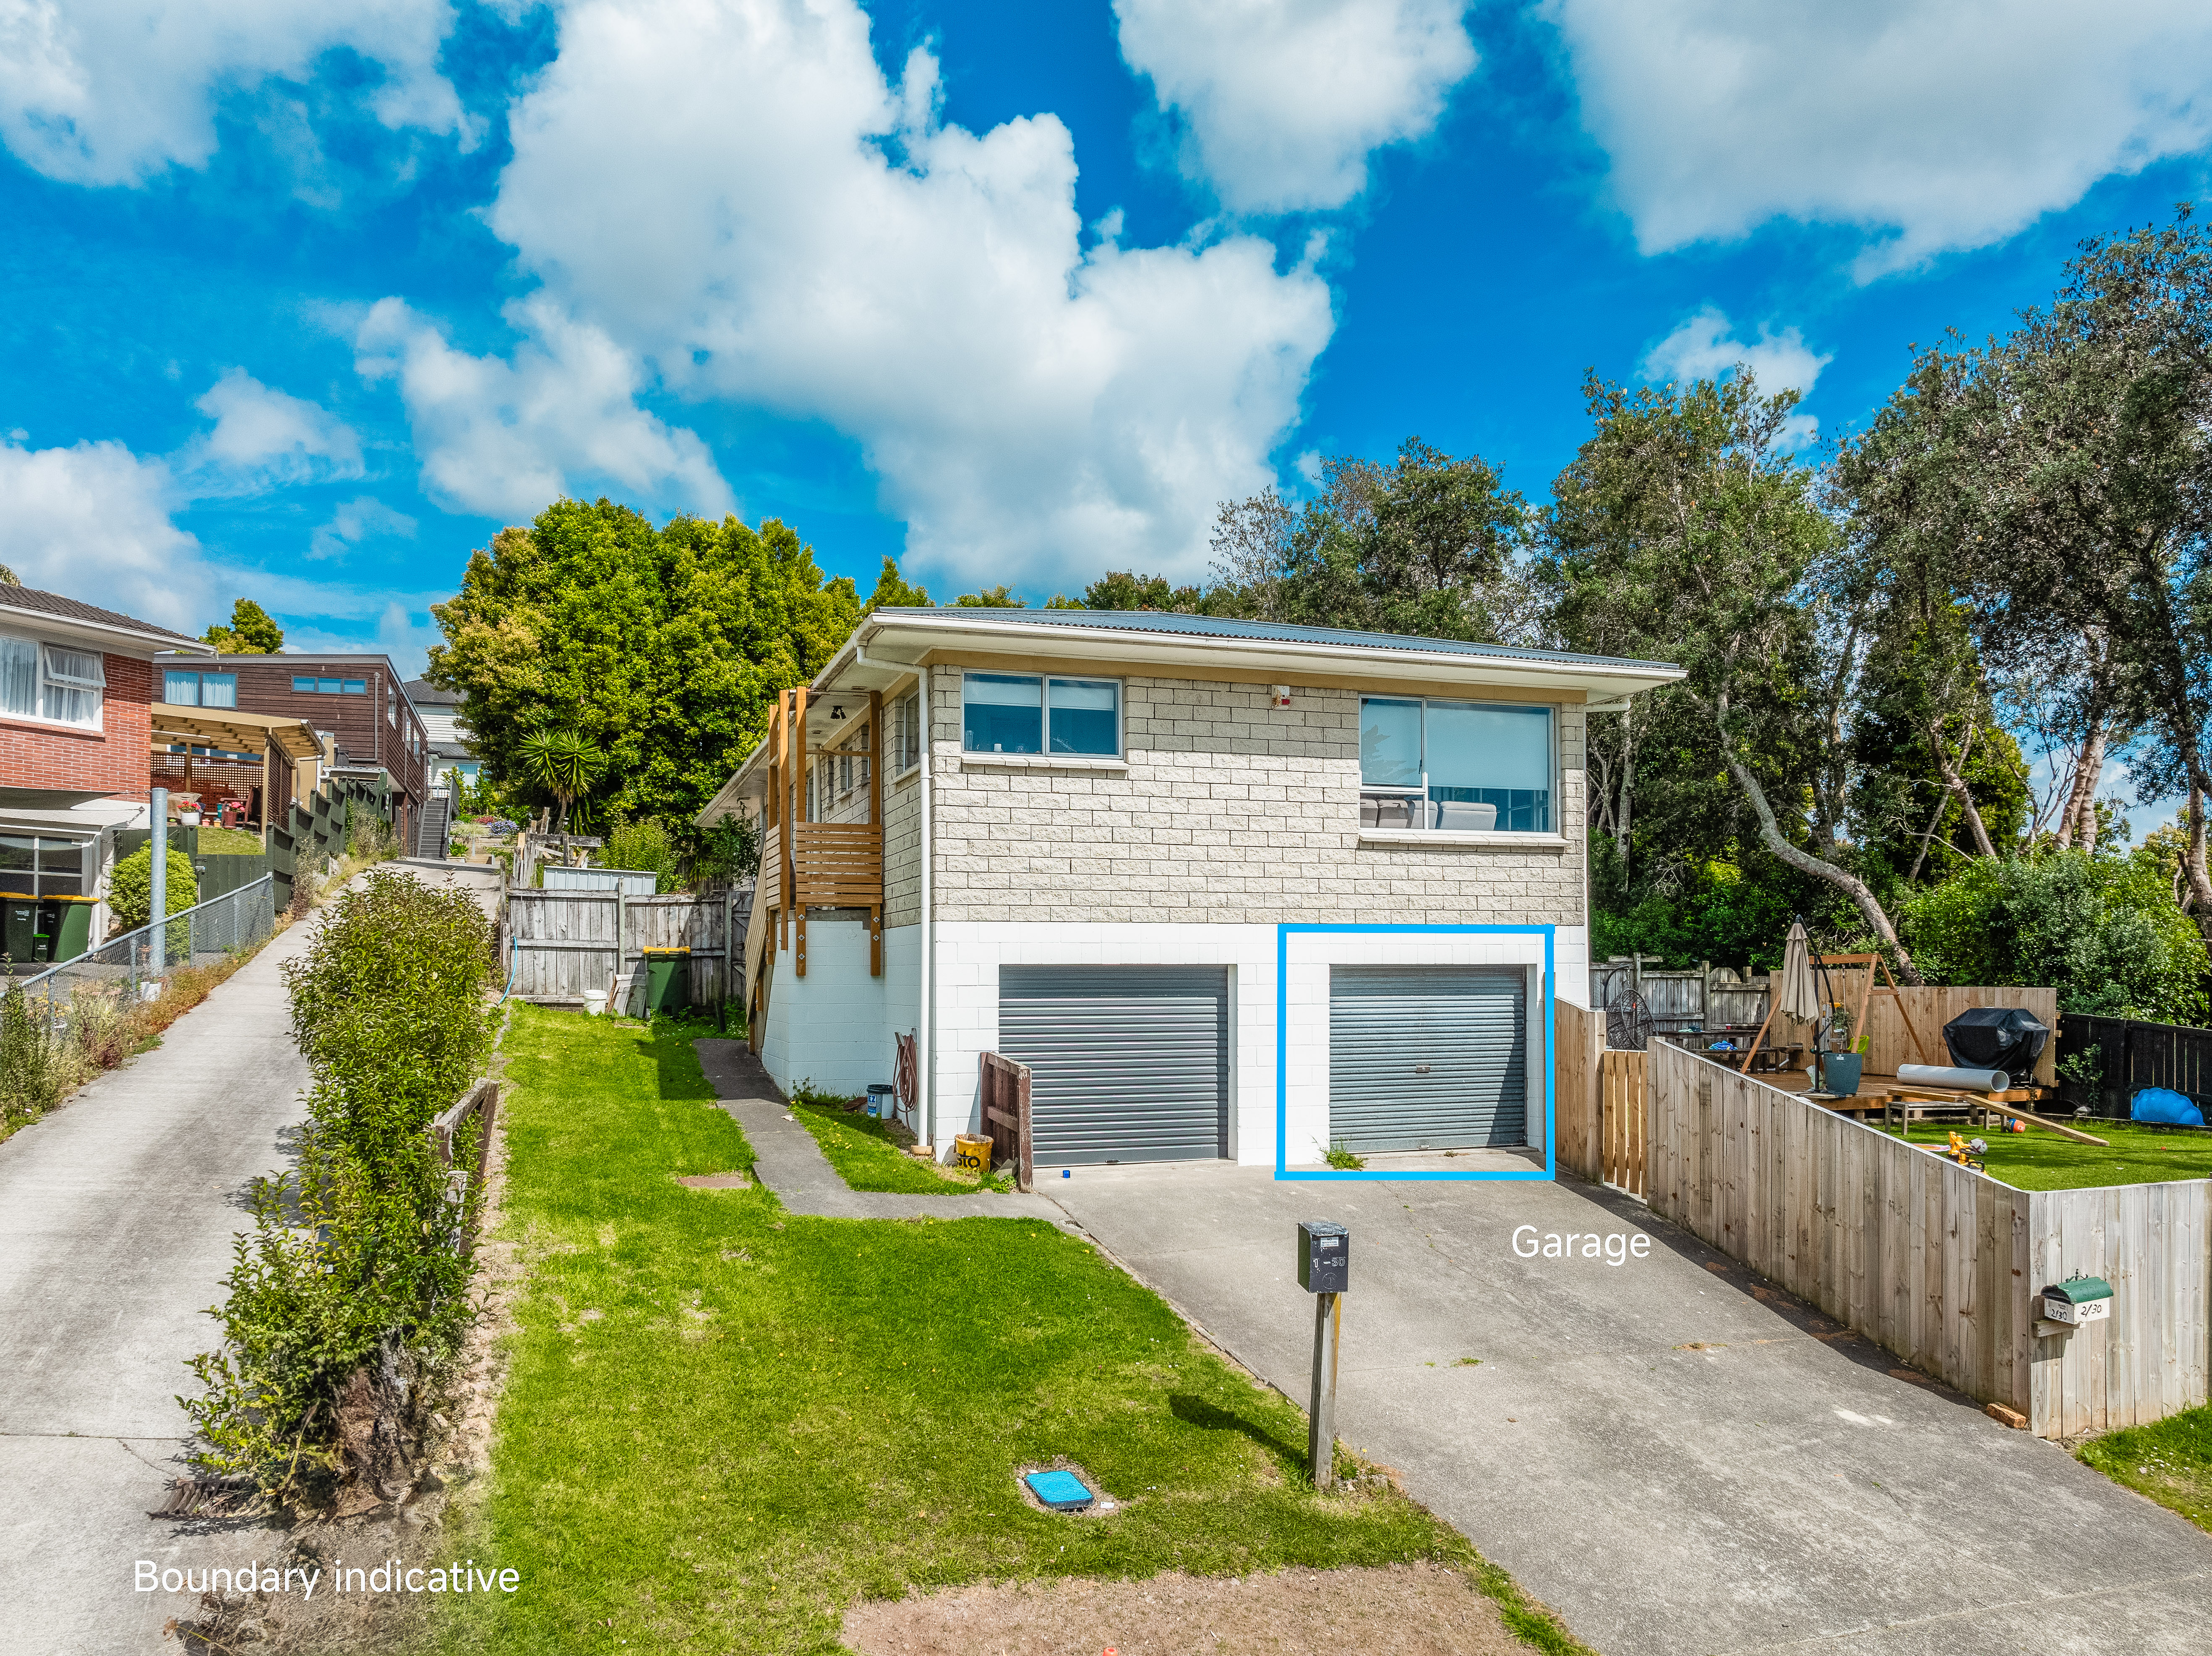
<box><xmin>1023</xmin><ymin>1469</ymin><xmax>1094</xmax><ymax>1510</ymax></box>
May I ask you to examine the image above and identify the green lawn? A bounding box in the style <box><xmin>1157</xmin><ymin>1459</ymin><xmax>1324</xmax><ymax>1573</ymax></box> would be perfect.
<box><xmin>1893</xmin><ymin>1119</ymin><xmax>2212</xmax><ymax>1190</ymax></box>
<box><xmin>2079</xmin><ymin>1406</ymin><xmax>2212</xmax><ymax>1531</ymax></box>
<box><xmin>788</xmin><ymin>1096</ymin><xmax>1005</xmax><ymax>1195</ymax></box>
<box><xmin>439</xmin><ymin>1006</ymin><xmax>1573</xmax><ymax>1656</ymax></box>
<box><xmin>193</xmin><ymin>825</ymin><xmax>264</xmax><ymax>854</ymax></box>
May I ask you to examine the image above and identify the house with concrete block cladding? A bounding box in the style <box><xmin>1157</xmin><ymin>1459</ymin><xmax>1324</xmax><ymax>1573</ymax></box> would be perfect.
<box><xmin>0</xmin><ymin>585</ymin><xmax>202</xmax><ymax>961</ymax></box>
<box><xmin>698</xmin><ymin>607</ymin><xmax>1682</xmax><ymax>1171</ymax></box>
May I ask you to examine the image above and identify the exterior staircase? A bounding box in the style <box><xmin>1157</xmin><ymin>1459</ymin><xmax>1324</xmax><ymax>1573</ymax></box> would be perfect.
<box><xmin>415</xmin><ymin>792</ymin><xmax>453</xmax><ymax>860</ymax></box>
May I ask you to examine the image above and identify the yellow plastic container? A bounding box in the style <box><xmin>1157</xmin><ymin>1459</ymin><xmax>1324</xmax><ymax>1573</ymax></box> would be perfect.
<box><xmin>953</xmin><ymin>1133</ymin><xmax>993</xmax><ymax>1173</ymax></box>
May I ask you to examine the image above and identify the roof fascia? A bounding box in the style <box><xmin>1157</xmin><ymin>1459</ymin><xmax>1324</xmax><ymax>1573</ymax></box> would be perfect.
<box><xmin>0</xmin><ymin>607</ymin><xmax>198</xmax><ymax>658</ymax></box>
<box><xmin>858</xmin><ymin>612</ymin><xmax>1686</xmax><ymax>698</ymax></box>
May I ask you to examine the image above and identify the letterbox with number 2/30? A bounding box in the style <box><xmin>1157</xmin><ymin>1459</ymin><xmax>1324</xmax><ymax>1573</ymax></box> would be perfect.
<box><xmin>1297</xmin><ymin>1220</ymin><xmax>1349</xmax><ymax>1293</ymax></box>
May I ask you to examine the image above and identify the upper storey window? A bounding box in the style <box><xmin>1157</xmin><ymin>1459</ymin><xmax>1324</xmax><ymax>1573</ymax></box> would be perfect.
<box><xmin>1360</xmin><ymin>698</ymin><xmax>1553</xmax><ymax>832</ymax></box>
<box><xmin>1</xmin><ymin>636</ymin><xmax>105</xmax><ymax>729</ymax></box>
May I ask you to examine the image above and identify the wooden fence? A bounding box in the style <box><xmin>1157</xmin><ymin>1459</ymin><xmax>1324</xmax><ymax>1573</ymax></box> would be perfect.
<box><xmin>1554</xmin><ymin>999</ymin><xmax>1602</xmax><ymax>1180</ymax></box>
<box><xmin>2054</xmin><ymin>1013</ymin><xmax>2212</xmax><ymax>1117</ymax></box>
<box><xmin>1601</xmin><ymin>1052</ymin><xmax>1649</xmax><ymax>1198</ymax></box>
<box><xmin>979</xmin><ymin>1052</ymin><xmax>1033</xmax><ymax>1191</ymax></box>
<box><xmin>504</xmin><ymin>888</ymin><xmax>734</xmax><ymax>1008</ymax></box>
<box><xmin>1644</xmin><ymin>1038</ymin><xmax>2212</xmax><ymax>1438</ymax></box>
<box><xmin>1858</xmin><ymin>986</ymin><xmax>2059</xmax><ymax>1084</ymax></box>
<box><xmin>1588</xmin><ymin>962</ymin><xmax>1772</xmax><ymax>1031</ymax></box>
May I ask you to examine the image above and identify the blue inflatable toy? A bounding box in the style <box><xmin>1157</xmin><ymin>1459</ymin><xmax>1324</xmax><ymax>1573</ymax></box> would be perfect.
<box><xmin>2131</xmin><ymin>1087</ymin><xmax>2206</xmax><ymax>1127</ymax></box>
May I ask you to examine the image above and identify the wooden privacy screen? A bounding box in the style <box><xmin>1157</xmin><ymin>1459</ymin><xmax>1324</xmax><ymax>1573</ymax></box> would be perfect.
<box><xmin>978</xmin><ymin>1052</ymin><xmax>1033</xmax><ymax>1192</ymax></box>
<box><xmin>1864</xmin><ymin>986</ymin><xmax>2060</xmax><ymax>1085</ymax></box>
<box><xmin>1643</xmin><ymin>1038</ymin><xmax>2211</xmax><ymax>1439</ymax></box>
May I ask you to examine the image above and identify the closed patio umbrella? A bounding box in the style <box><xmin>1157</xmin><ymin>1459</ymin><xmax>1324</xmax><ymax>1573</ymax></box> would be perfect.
<box><xmin>1739</xmin><ymin>919</ymin><xmax>1821</xmax><ymax>1075</ymax></box>
<box><xmin>1775</xmin><ymin>920</ymin><xmax>1821</xmax><ymax>1028</ymax></box>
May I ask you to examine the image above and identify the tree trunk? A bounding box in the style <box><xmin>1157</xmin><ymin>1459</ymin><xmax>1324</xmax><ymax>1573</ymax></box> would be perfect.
<box><xmin>1709</xmin><ymin>686</ymin><xmax>1920</xmax><ymax>981</ymax></box>
<box><xmin>2189</xmin><ymin>786</ymin><xmax>2212</xmax><ymax>926</ymax></box>
<box><xmin>1925</xmin><ymin>714</ymin><xmax>1998</xmax><ymax>859</ymax></box>
<box><xmin>1904</xmin><ymin>790</ymin><xmax>1950</xmax><ymax>885</ymax></box>
<box><xmin>2055</xmin><ymin>718</ymin><xmax>2105</xmax><ymax>851</ymax></box>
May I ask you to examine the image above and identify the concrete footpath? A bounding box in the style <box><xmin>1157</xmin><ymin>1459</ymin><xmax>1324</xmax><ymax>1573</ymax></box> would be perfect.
<box><xmin>694</xmin><ymin>1039</ymin><xmax>1062</xmax><ymax>1221</ymax></box>
<box><xmin>1047</xmin><ymin>1161</ymin><xmax>2212</xmax><ymax>1656</ymax></box>
<box><xmin>0</xmin><ymin>919</ymin><xmax>318</xmax><ymax>1653</ymax></box>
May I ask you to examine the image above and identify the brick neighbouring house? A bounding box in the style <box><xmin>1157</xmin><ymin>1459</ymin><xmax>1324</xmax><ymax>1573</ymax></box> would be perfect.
<box><xmin>698</xmin><ymin>606</ymin><xmax>1683</xmax><ymax>1174</ymax></box>
<box><xmin>1</xmin><ymin>585</ymin><xmax>202</xmax><ymax>960</ymax></box>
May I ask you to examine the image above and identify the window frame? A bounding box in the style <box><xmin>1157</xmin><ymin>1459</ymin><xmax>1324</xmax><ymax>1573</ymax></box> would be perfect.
<box><xmin>1357</xmin><ymin>695</ymin><xmax>1557</xmax><ymax>835</ymax></box>
<box><xmin>0</xmin><ymin>632</ymin><xmax>103</xmax><ymax>731</ymax></box>
<box><xmin>896</xmin><ymin>690</ymin><xmax>923</xmax><ymax>773</ymax></box>
<box><xmin>959</xmin><ymin>671</ymin><xmax>1124</xmax><ymax>758</ymax></box>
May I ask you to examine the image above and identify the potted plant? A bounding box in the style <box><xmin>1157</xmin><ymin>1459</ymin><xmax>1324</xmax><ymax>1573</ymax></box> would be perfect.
<box><xmin>1817</xmin><ymin>1006</ymin><xmax>1863</xmax><ymax>1097</ymax></box>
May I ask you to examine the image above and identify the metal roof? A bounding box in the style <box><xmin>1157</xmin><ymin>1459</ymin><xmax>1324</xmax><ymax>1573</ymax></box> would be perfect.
<box><xmin>864</xmin><ymin>605</ymin><xmax>1676</xmax><ymax>673</ymax></box>
<box><xmin>0</xmin><ymin>586</ymin><xmax>200</xmax><ymax>646</ymax></box>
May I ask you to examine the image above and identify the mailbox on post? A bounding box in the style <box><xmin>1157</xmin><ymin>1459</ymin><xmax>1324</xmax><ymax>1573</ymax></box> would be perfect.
<box><xmin>1297</xmin><ymin>1220</ymin><xmax>1349</xmax><ymax>1492</ymax></box>
<box><xmin>1297</xmin><ymin>1220</ymin><xmax>1349</xmax><ymax>1294</ymax></box>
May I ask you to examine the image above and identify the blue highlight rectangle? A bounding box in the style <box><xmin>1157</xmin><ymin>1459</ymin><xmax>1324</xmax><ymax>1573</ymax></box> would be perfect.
<box><xmin>1273</xmin><ymin>923</ymin><xmax>1555</xmax><ymax>1184</ymax></box>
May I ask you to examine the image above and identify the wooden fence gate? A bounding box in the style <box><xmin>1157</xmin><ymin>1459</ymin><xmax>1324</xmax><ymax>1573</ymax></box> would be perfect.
<box><xmin>979</xmin><ymin>1051</ymin><xmax>1033</xmax><ymax>1191</ymax></box>
<box><xmin>1599</xmin><ymin>1050</ymin><xmax>1648</xmax><ymax>1197</ymax></box>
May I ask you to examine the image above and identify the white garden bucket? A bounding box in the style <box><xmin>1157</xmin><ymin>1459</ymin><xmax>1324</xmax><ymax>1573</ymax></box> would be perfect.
<box><xmin>582</xmin><ymin>989</ymin><xmax>609</xmax><ymax>1017</ymax></box>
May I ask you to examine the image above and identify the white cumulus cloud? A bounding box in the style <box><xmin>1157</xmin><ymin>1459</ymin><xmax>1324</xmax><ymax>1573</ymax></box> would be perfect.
<box><xmin>184</xmin><ymin>367</ymin><xmax>365</xmax><ymax>490</ymax></box>
<box><xmin>0</xmin><ymin>0</ymin><xmax>472</xmax><ymax>187</ymax></box>
<box><xmin>1115</xmin><ymin>0</ymin><xmax>1476</xmax><ymax>214</ymax></box>
<box><xmin>353</xmin><ymin>296</ymin><xmax>736</xmax><ymax>522</ymax></box>
<box><xmin>310</xmin><ymin>495</ymin><xmax>417</xmax><ymax>561</ymax></box>
<box><xmin>1642</xmin><ymin>306</ymin><xmax>1830</xmax><ymax>449</ymax></box>
<box><xmin>470</xmin><ymin>0</ymin><xmax>1333</xmax><ymax>588</ymax></box>
<box><xmin>0</xmin><ymin>437</ymin><xmax>211</xmax><ymax>628</ymax></box>
<box><xmin>1545</xmin><ymin>0</ymin><xmax>2212</xmax><ymax>273</ymax></box>
<box><xmin>1642</xmin><ymin>306</ymin><xmax>1829</xmax><ymax>393</ymax></box>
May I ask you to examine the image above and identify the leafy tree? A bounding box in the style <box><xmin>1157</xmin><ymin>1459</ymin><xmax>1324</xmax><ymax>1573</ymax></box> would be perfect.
<box><xmin>428</xmin><ymin>499</ymin><xmax>860</xmax><ymax>824</ymax></box>
<box><xmin>1083</xmin><ymin>571</ymin><xmax>1202</xmax><ymax>610</ymax></box>
<box><xmin>1901</xmin><ymin>849</ymin><xmax>2209</xmax><ymax>1022</ymax></box>
<box><xmin>0</xmin><ymin>563</ymin><xmax>18</xmax><ymax>586</ymax></box>
<box><xmin>201</xmin><ymin>598</ymin><xmax>284</xmax><ymax>654</ymax></box>
<box><xmin>865</xmin><ymin>557</ymin><xmax>930</xmax><ymax>611</ymax></box>
<box><xmin>1539</xmin><ymin>372</ymin><xmax>1923</xmax><ymax>970</ymax></box>
<box><xmin>603</xmin><ymin>816</ymin><xmax>681</xmax><ymax>892</ymax></box>
<box><xmin>951</xmin><ymin>584</ymin><xmax>1025</xmax><ymax>607</ymax></box>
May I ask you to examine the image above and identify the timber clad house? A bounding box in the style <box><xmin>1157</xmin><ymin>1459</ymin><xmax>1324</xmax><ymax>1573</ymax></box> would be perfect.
<box><xmin>154</xmin><ymin>651</ymin><xmax>433</xmax><ymax>856</ymax></box>
<box><xmin>701</xmin><ymin>607</ymin><xmax>1682</xmax><ymax>1170</ymax></box>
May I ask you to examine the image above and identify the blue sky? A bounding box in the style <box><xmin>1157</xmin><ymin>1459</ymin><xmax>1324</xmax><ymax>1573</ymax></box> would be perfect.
<box><xmin>5</xmin><ymin>1</ymin><xmax>2210</xmax><ymax>825</ymax></box>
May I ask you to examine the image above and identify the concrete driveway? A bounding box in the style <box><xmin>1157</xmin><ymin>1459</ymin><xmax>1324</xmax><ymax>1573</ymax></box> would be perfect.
<box><xmin>0</xmin><ymin>917</ymin><xmax>317</xmax><ymax>1653</ymax></box>
<box><xmin>1046</xmin><ymin>1161</ymin><xmax>2212</xmax><ymax>1656</ymax></box>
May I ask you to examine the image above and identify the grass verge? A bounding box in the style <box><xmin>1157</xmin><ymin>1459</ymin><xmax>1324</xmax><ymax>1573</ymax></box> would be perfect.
<box><xmin>1895</xmin><ymin>1118</ymin><xmax>2212</xmax><ymax>1190</ymax></box>
<box><xmin>789</xmin><ymin>1094</ymin><xmax>1005</xmax><ymax>1195</ymax></box>
<box><xmin>438</xmin><ymin>1005</ymin><xmax>1581</xmax><ymax>1655</ymax></box>
<box><xmin>2078</xmin><ymin>1405</ymin><xmax>2212</xmax><ymax>1531</ymax></box>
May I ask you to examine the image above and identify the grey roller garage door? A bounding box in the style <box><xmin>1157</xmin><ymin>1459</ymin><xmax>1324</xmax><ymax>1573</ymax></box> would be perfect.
<box><xmin>1329</xmin><ymin>966</ymin><xmax>1528</xmax><ymax>1152</ymax></box>
<box><xmin>997</xmin><ymin>966</ymin><xmax>1229</xmax><ymax>1164</ymax></box>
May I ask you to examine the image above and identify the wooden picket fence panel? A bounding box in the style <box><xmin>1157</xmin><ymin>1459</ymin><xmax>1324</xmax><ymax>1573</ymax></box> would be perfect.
<box><xmin>1600</xmin><ymin>1051</ymin><xmax>1648</xmax><ymax>1198</ymax></box>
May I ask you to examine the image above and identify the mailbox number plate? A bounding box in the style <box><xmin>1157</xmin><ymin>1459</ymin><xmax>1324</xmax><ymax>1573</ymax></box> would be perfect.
<box><xmin>2042</xmin><ymin>1296</ymin><xmax>2110</xmax><ymax>1325</ymax></box>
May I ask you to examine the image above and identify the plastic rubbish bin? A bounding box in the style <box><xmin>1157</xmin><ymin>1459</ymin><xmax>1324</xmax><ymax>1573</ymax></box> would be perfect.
<box><xmin>642</xmin><ymin>947</ymin><xmax>691</xmax><ymax>1015</ymax></box>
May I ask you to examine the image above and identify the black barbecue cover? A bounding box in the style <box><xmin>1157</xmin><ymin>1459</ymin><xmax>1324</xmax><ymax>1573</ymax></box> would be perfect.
<box><xmin>1943</xmin><ymin>1007</ymin><xmax>2050</xmax><ymax>1074</ymax></box>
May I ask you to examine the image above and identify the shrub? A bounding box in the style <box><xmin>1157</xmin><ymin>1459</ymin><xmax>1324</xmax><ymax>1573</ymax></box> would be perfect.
<box><xmin>186</xmin><ymin>869</ymin><xmax>500</xmax><ymax>1493</ymax></box>
<box><xmin>1902</xmin><ymin>849</ymin><xmax>2211</xmax><ymax>1024</ymax></box>
<box><xmin>109</xmin><ymin>846</ymin><xmax>198</xmax><ymax>930</ymax></box>
<box><xmin>346</xmin><ymin>812</ymin><xmax>397</xmax><ymax>863</ymax></box>
<box><xmin>604</xmin><ymin>815</ymin><xmax>680</xmax><ymax>891</ymax></box>
<box><xmin>0</xmin><ymin>983</ymin><xmax>59</xmax><ymax>1127</ymax></box>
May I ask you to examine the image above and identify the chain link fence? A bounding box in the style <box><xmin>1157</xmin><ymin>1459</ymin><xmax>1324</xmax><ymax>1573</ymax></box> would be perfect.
<box><xmin>12</xmin><ymin>875</ymin><xmax>277</xmax><ymax>1034</ymax></box>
